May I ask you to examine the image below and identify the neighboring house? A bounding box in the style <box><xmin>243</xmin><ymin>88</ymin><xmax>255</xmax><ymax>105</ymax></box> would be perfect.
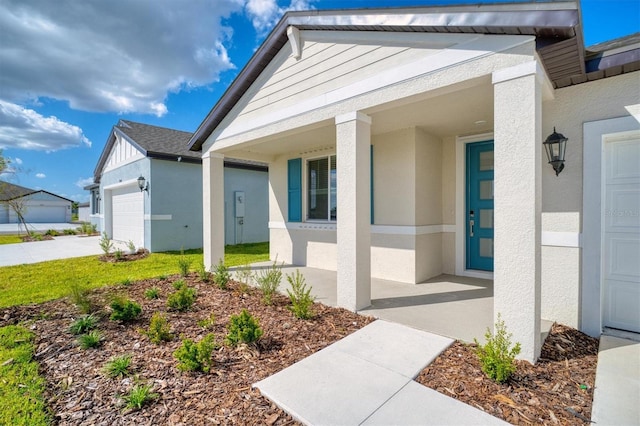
<box><xmin>189</xmin><ymin>1</ymin><xmax>640</xmax><ymax>362</ymax></box>
<box><xmin>89</xmin><ymin>120</ymin><xmax>268</xmax><ymax>252</ymax></box>
<box><xmin>0</xmin><ymin>181</ymin><xmax>73</xmax><ymax>223</ymax></box>
<box><xmin>77</xmin><ymin>202</ymin><xmax>90</xmax><ymax>222</ymax></box>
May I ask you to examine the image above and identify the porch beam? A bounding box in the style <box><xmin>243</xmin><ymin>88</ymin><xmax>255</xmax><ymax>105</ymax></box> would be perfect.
<box><xmin>492</xmin><ymin>62</ymin><xmax>543</xmax><ymax>363</ymax></box>
<box><xmin>202</xmin><ymin>151</ymin><xmax>225</xmax><ymax>271</ymax></box>
<box><xmin>335</xmin><ymin>111</ymin><xmax>372</xmax><ymax>311</ymax></box>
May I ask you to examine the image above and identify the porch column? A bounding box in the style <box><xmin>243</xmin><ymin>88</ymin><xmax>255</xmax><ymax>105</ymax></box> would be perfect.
<box><xmin>335</xmin><ymin>111</ymin><xmax>371</xmax><ymax>311</ymax></box>
<box><xmin>202</xmin><ymin>151</ymin><xmax>225</xmax><ymax>271</ymax></box>
<box><xmin>492</xmin><ymin>61</ymin><xmax>543</xmax><ymax>363</ymax></box>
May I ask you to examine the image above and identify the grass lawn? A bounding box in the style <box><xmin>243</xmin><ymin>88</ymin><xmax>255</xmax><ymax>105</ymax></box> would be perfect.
<box><xmin>0</xmin><ymin>235</ymin><xmax>23</xmax><ymax>245</ymax></box>
<box><xmin>0</xmin><ymin>242</ymin><xmax>269</xmax><ymax>308</ymax></box>
<box><xmin>0</xmin><ymin>325</ymin><xmax>50</xmax><ymax>426</ymax></box>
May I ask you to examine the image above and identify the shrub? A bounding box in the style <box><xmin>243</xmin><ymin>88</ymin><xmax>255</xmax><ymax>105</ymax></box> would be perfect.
<box><xmin>127</xmin><ymin>240</ymin><xmax>136</xmax><ymax>253</ymax></box>
<box><xmin>63</xmin><ymin>228</ymin><xmax>77</xmax><ymax>235</ymax></box>
<box><xmin>173</xmin><ymin>334</ymin><xmax>217</xmax><ymax>372</ymax></box>
<box><xmin>172</xmin><ymin>279</ymin><xmax>186</xmax><ymax>290</ymax></box>
<box><xmin>78</xmin><ymin>330</ymin><xmax>102</xmax><ymax>349</ymax></box>
<box><xmin>110</xmin><ymin>298</ymin><xmax>142</xmax><ymax>322</ymax></box>
<box><xmin>44</xmin><ymin>229</ymin><xmax>59</xmax><ymax>236</ymax></box>
<box><xmin>69</xmin><ymin>281</ymin><xmax>93</xmax><ymax>314</ymax></box>
<box><xmin>255</xmin><ymin>260</ymin><xmax>282</xmax><ymax>305</ymax></box>
<box><xmin>99</xmin><ymin>231</ymin><xmax>113</xmax><ymax>255</ymax></box>
<box><xmin>144</xmin><ymin>287</ymin><xmax>160</xmax><ymax>299</ymax></box>
<box><xmin>143</xmin><ymin>312</ymin><xmax>173</xmax><ymax>344</ymax></box>
<box><xmin>69</xmin><ymin>314</ymin><xmax>98</xmax><ymax>335</ymax></box>
<box><xmin>102</xmin><ymin>354</ymin><xmax>132</xmax><ymax>378</ymax></box>
<box><xmin>167</xmin><ymin>286</ymin><xmax>196</xmax><ymax>312</ymax></box>
<box><xmin>286</xmin><ymin>270</ymin><xmax>315</xmax><ymax>319</ymax></box>
<box><xmin>235</xmin><ymin>263</ymin><xmax>253</xmax><ymax>293</ymax></box>
<box><xmin>474</xmin><ymin>314</ymin><xmax>521</xmax><ymax>383</ymax></box>
<box><xmin>212</xmin><ymin>259</ymin><xmax>230</xmax><ymax>290</ymax></box>
<box><xmin>197</xmin><ymin>262</ymin><xmax>210</xmax><ymax>283</ymax></box>
<box><xmin>197</xmin><ymin>313</ymin><xmax>216</xmax><ymax>330</ymax></box>
<box><xmin>226</xmin><ymin>310</ymin><xmax>263</xmax><ymax>346</ymax></box>
<box><xmin>120</xmin><ymin>277</ymin><xmax>132</xmax><ymax>287</ymax></box>
<box><xmin>114</xmin><ymin>248</ymin><xmax>124</xmax><ymax>260</ymax></box>
<box><xmin>177</xmin><ymin>249</ymin><xmax>191</xmax><ymax>277</ymax></box>
<box><xmin>121</xmin><ymin>384</ymin><xmax>158</xmax><ymax>410</ymax></box>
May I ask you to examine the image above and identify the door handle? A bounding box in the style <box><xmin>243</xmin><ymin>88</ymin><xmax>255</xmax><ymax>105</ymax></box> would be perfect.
<box><xmin>469</xmin><ymin>220</ymin><xmax>474</xmax><ymax>237</ymax></box>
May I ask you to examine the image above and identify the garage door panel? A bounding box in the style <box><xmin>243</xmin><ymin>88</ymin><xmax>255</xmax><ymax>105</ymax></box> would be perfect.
<box><xmin>24</xmin><ymin>206</ymin><xmax>66</xmax><ymax>223</ymax></box>
<box><xmin>604</xmin><ymin>280</ymin><xmax>640</xmax><ymax>333</ymax></box>
<box><xmin>605</xmin><ymin>186</ymin><xmax>640</xmax><ymax>230</ymax></box>
<box><xmin>605</xmin><ymin>235</ymin><xmax>640</xmax><ymax>281</ymax></box>
<box><xmin>112</xmin><ymin>186</ymin><xmax>143</xmax><ymax>246</ymax></box>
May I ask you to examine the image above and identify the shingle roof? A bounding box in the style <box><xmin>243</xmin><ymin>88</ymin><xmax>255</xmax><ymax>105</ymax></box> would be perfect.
<box><xmin>0</xmin><ymin>180</ymin><xmax>74</xmax><ymax>203</ymax></box>
<box><xmin>116</xmin><ymin>120</ymin><xmax>200</xmax><ymax>161</ymax></box>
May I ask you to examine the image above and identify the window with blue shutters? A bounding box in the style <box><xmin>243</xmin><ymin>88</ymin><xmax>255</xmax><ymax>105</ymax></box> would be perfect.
<box><xmin>287</xmin><ymin>158</ymin><xmax>302</xmax><ymax>222</ymax></box>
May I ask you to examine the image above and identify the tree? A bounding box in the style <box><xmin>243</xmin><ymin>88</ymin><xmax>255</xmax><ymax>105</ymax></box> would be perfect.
<box><xmin>0</xmin><ymin>152</ymin><xmax>31</xmax><ymax>235</ymax></box>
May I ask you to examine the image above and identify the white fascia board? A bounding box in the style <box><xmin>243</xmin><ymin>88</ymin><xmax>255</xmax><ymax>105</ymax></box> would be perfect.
<box><xmin>103</xmin><ymin>178</ymin><xmax>140</xmax><ymax>190</ymax></box>
<box><xmin>216</xmin><ymin>33</ymin><xmax>534</xmax><ymax>143</ymax></box>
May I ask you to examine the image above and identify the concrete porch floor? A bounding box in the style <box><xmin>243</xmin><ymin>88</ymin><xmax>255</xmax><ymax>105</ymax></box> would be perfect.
<box><xmin>241</xmin><ymin>262</ymin><xmax>553</xmax><ymax>344</ymax></box>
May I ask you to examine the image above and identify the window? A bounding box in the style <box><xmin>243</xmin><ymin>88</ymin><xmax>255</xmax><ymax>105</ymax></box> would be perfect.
<box><xmin>307</xmin><ymin>155</ymin><xmax>336</xmax><ymax>221</ymax></box>
<box><xmin>91</xmin><ymin>189</ymin><xmax>101</xmax><ymax>214</ymax></box>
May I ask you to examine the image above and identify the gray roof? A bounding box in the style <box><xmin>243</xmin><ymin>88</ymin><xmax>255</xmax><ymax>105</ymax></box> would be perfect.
<box><xmin>188</xmin><ymin>1</ymin><xmax>639</xmax><ymax>151</ymax></box>
<box><xmin>0</xmin><ymin>181</ymin><xmax>73</xmax><ymax>203</ymax></box>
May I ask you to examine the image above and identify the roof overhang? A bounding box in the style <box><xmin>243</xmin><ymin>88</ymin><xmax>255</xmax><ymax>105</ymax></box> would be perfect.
<box><xmin>188</xmin><ymin>1</ymin><xmax>590</xmax><ymax>151</ymax></box>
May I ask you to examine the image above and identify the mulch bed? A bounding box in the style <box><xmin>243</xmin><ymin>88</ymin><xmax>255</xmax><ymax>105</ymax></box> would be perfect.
<box><xmin>21</xmin><ymin>235</ymin><xmax>54</xmax><ymax>242</ymax></box>
<box><xmin>99</xmin><ymin>249</ymin><xmax>150</xmax><ymax>263</ymax></box>
<box><xmin>1</xmin><ymin>271</ymin><xmax>599</xmax><ymax>425</ymax></box>
<box><xmin>416</xmin><ymin>324</ymin><xmax>599</xmax><ymax>425</ymax></box>
<box><xmin>1</xmin><ymin>275</ymin><xmax>373</xmax><ymax>425</ymax></box>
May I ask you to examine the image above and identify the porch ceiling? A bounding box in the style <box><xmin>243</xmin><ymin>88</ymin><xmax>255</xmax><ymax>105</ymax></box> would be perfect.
<box><xmin>220</xmin><ymin>81</ymin><xmax>494</xmax><ymax>160</ymax></box>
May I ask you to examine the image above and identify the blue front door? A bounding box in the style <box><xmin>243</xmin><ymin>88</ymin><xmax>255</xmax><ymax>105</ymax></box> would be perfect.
<box><xmin>466</xmin><ymin>141</ymin><xmax>494</xmax><ymax>271</ymax></box>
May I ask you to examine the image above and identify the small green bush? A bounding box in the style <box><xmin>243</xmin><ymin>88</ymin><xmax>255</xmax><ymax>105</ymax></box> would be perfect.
<box><xmin>44</xmin><ymin>229</ymin><xmax>60</xmax><ymax>236</ymax></box>
<box><xmin>177</xmin><ymin>249</ymin><xmax>191</xmax><ymax>277</ymax></box>
<box><xmin>64</xmin><ymin>228</ymin><xmax>77</xmax><ymax>235</ymax></box>
<box><xmin>102</xmin><ymin>354</ymin><xmax>132</xmax><ymax>378</ymax></box>
<box><xmin>173</xmin><ymin>334</ymin><xmax>217</xmax><ymax>372</ymax></box>
<box><xmin>110</xmin><ymin>298</ymin><xmax>142</xmax><ymax>322</ymax></box>
<box><xmin>474</xmin><ymin>314</ymin><xmax>521</xmax><ymax>383</ymax></box>
<box><xmin>69</xmin><ymin>281</ymin><xmax>93</xmax><ymax>314</ymax></box>
<box><xmin>120</xmin><ymin>277</ymin><xmax>132</xmax><ymax>287</ymax></box>
<box><xmin>69</xmin><ymin>314</ymin><xmax>99</xmax><ymax>335</ymax></box>
<box><xmin>172</xmin><ymin>279</ymin><xmax>186</xmax><ymax>290</ymax></box>
<box><xmin>167</xmin><ymin>286</ymin><xmax>196</xmax><ymax>312</ymax></box>
<box><xmin>144</xmin><ymin>287</ymin><xmax>160</xmax><ymax>299</ymax></box>
<box><xmin>78</xmin><ymin>330</ymin><xmax>102</xmax><ymax>349</ymax></box>
<box><xmin>255</xmin><ymin>260</ymin><xmax>282</xmax><ymax>305</ymax></box>
<box><xmin>114</xmin><ymin>248</ymin><xmax>124</xmax><ymax>260</ymax></box>
<box><xmin>197</xmin><ymin>313</ymin><xmax>216</xmax><ymax>330</ymax></box>
<box><xmin>99</xmin><ymin>231</ymin><xmax>113</xmax><ymax>255</ymax></box>
<box><xmin>212</xmin><ymin>259</ymin><xmax>230</xmax><ymax>290</ymax></box>
<box><xmin>286</xmin><ymin>270</ymin><xmax>315</xmax><ymax>319</ymax></box>
<box><xmin>121</xmin><ymin>383</ymin><xmax>158</xmax><ymax>410</ymax></box>
<box><xmin>197</xmin><ymin>262</ymin><xmax>211</xmax><ymax>283</ymax></box>
<box><xmin>143</xmin><ymin>312</ymin><xmax>173</xmax><ymax>344</ymax></box>
<box><xmin>235</xmin><ymin>263</ymin><xmax>253</xmax><ymax>293</ymax></box>
<box><xmin>226</xmin><ymin>309</ymin><xmax>263</xmax><ymax>346</ymax></box>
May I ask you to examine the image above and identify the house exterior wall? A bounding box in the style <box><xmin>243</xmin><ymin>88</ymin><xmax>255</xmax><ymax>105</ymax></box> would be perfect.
<box><xmin>223</xmin><ymin>166</ymin><xmax>269</xmax><ymax>245</ymax></box>
<box><xmin>2</xmin><ymin>192</ymin><xmax>72</xmax><ymax>223</ymax></box>
<box><xmin>540</xmin><ymin>72</ymin><xmax>640</xmax><ymax>329</ymax></box>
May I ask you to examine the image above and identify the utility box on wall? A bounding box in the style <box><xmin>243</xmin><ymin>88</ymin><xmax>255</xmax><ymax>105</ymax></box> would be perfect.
<box><xmin>234</xmin><ymin>191</ymin><xmax>245</xmax><ymax>218</ymax></box>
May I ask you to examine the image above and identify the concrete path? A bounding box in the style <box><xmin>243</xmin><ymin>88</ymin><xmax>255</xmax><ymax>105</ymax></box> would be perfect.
<box><xmin>591</xmin><ymin>335</ymin><xmax>640</xmax><ymax>426</ymax></box>
<box><xmin>0</xmin><ymin>235</ymin><xmax>103</xmax><ymax>266</ymax></box>
<box><xmin>254</xmin><ymin>320</ymin><xmax>508</xmax><ymax>425</ymax></box>
<box><xmin>0</xmin><ymin>222</ymin><xmax>82</xmax><ymax>235</ymax></box>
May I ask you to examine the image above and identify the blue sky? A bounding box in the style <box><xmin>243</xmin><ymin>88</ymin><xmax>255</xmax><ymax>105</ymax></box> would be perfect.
<box><xmin>0</xmin><ymin>0</ymin><xmax>638</xmax><ymax>202</ymax></box>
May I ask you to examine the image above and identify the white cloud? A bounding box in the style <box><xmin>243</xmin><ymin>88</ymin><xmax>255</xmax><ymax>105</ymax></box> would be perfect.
<box><xmin>0</xmin><ymin>0</ymin><xmax>244</xmax><ymax>116</ymax></box>
<box><xmin>13</xmin><ymin>157</ymin><xmax>22</xmax><ymax>165</ymax></box>
<box><xmin>35</xmin><ymin>173</ymin><xmax>46</xmax><ymax>178</ymax></box>
<box><xmin>0</xmin><ymin>100</ymin><xmax>91</xmax><ymax>151</ymax></box>
<box><xmin>75</xmin><ymin>177</ymin><xmax>94</xmax><ymax>189</ymax></box>
<box><xmin>245</xmin><ymin>0</ymin><xmax>314</xmax><ymax>35</ymax></box>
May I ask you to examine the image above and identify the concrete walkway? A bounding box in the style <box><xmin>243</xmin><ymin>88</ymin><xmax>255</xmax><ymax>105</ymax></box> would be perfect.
<box><xmin>591</xmin><ymin>335</ymin><xmax>640</xmax><ymax>426</ymax></box>
<box><xmin>254</xmin><ymin>320</ymin><xmax>508</xmax><ymax>425</ymax></box>
<box><xmin>0</xmin><ymin>235</ymin><xmax>103</xmax><ymax>266</ymax></box>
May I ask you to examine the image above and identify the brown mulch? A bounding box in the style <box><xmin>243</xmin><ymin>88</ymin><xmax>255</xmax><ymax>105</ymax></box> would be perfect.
<box><xmin>416</xmin><ymin>324</ymin><xmax>599</xmax><ymax>425</ymax></box>
<box><xmin>99</xmin><ymin>249</ymin><xmax>150</xmax><ymax>263</ymax></box>
<box><xmin>21</xmin><ymin>235</ymin><xmax>54</xmax><ymax>242</ymax></box>
<box><xmin>1</xmin><ymin>272</ymin><xmax>599</xmax><ymax>426</ymax></box>
<box><xmin>1</xmin><ymin>275</ymin><xmax>373</xmax><ymax>425</ymax></box>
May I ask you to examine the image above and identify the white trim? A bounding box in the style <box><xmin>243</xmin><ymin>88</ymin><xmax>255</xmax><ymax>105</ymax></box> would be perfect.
<box><xmin>144</xmin><ymin>214</ymin><xmax>172</xmax><ymax>220</ymax></box>
<box><xmin>287</xmin><ymin>26</ymin><xmax>302</xmax><ymax>59</ymax></box>
<box><xmin>455</xmin><ymin>132</ymin><xmax>494</xmax><ymax>277</ymax></box>
<box><xmin>583</xmin><ymin>115</ymin><xmax>640</xmax><ymax>337</ymax></box>
<box><xmin>103</xmin><ymin>178</ymin><xmax>140</xmax><ymax>190</ymax></box>
<box><xmin>492</xmin><ymin>60</ymin><xmax>537</xmax><ymax>84</ymax></box>
<box><xmin>202</xmin><ymin>151</ymin><xmax>224</xmax><ymax>160</ymax></box>
<box><xmin>269</xmin><ymin>221</ymin><xmax>456</xmax><ymax>235</ymax></box>
<box><xmin>541</xmin><ymin>231</ymin><xmax>581</xmax><ymax>248</ymax></box>
<box><xmin>335</xmin><ymin>111</ymin><xmax>372</xmax><ymax>125</ymax></box>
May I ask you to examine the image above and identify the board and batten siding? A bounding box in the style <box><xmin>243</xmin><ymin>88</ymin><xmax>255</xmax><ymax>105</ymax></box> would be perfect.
<box><xmin>230</xmin><ymin>33</ymin><xmax>446</xmax><ymax>130</ymax></box>
<box><xmin>104</xmin><ymin>134</ymin><xmax>144</xmax><ymax>173</ymax></box>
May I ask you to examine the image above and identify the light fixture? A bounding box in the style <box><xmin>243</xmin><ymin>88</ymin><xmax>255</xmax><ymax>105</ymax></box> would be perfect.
<box><xmin>137</xmin><ymin>175</ymin><xmax>148</xmax><ymax>192</ymax></box>
<box><xmin>543</xmin><ymin>127</ymin><xmax>568</xmax><ymax>176</ymax></box>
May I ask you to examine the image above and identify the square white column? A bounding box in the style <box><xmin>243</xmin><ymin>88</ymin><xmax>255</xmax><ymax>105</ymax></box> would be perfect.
<box><xmin>493</xmin><ymin>62</ymin><xmax>543</xmax><ymax>363</ymax></box>
<box><xmin>202</xmin><ymin>151</ymin><xmax>225</xmax><ymax>271</ymax></box>
<box><xmin>335</xmin><ymin>111</ymin><xmax>372</xmax><ymax>311</ymax></box>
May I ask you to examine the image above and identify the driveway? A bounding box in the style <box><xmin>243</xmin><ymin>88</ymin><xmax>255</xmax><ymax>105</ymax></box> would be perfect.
<box><xmin>0</xmin><ymin>222</ymin><xmax>82</xmax><ymax>235</ymax></box>
<box><xmin>0</xmin><ymin>235</ymin><xmax>103</xmax><ymax>267</ymax></box>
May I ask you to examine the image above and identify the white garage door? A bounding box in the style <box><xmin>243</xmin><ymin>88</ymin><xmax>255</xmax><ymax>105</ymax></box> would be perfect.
<box><xmin>112</xmin><ymin>186</ymin><xmax>143</xmax><ymax>246</ymax></box>
<box><xmin>603</xmin><ymin>132</ymin><xmax>640</xmax><ymax>333</ymax></box>
<box><xmin>24</xmin><ymin>205</ymin><xmax>67</xmax><ymax>223</ymax></box>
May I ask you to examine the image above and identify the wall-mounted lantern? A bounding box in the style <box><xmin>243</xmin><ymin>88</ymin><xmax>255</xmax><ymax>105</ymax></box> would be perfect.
<box><xmin>543</xmin><ymin>127</ymin><xmax>568</xmax><ymax>176</ymax></box>
<box><xmin>137</xmin><ymin>175</ymin><xmax>148</xmax><ymax>192</ymax></box>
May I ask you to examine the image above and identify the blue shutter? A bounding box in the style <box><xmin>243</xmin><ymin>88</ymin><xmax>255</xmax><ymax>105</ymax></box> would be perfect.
<box><xmin>288</xmin><ymin>158</ymin><xmax>302</xmax><ymax>222</ymax></box>
<box><xmin>370</xmin><ymin>145</ymin><xmax>374</xmax><ymax>224</ymax></box>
